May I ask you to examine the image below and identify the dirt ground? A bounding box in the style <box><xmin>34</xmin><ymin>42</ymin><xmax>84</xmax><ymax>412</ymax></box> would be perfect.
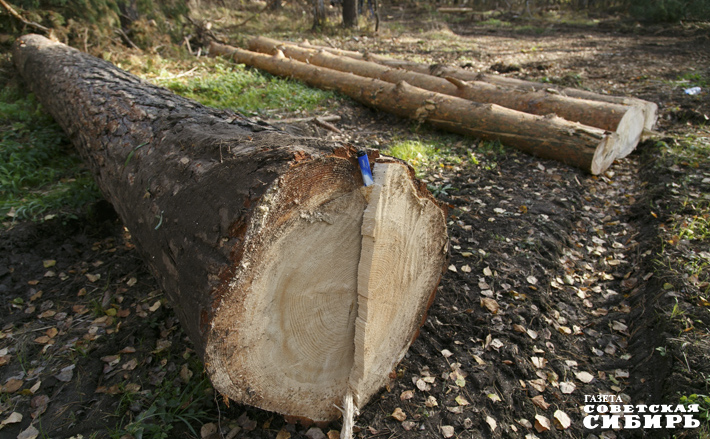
<box><xmin>2</xmin><ymin>8</ymin><xmax>710</xmax><ymax>439</ymax></box>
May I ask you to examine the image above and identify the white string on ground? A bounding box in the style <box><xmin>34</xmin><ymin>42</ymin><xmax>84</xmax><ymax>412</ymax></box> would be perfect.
<box><xmin>338</xmin><ymin>391</ymin><xmax>358</xmax><ymax>439</ymax></box>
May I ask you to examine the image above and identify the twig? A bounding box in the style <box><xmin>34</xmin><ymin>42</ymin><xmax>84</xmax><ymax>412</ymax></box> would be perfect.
<box><xmin>312</xmin><ymin>116</ymin><xmax>342</xmax><ymax>134</ymax></box>
<box><xmin>268</xmin><ymin>115</ymin><xmax>341</xmax><ymax>124</ymax></box>
<box><xmin>115</xmin><ymin>28</ymin><xmax>140</xmax><ymax>50</ymax></box>
<box><xmin>0</xmin><ymin>0</ymin><xmax>51</xmax><ymax>33</ymax></box>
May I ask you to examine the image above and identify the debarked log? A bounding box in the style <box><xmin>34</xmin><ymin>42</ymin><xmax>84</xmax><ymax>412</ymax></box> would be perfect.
<box><xmin>12</xmin><ymin>34</ymin><xmax>449</xmax><ymax>422</ymax></box>
<box><xmin>211</xmin><ymin>42</ymin><xmax>623</xmax><ymax>175</ymax></box>
<box><xmin>253</xmin><ymin>37</ymin><xmax>659</xmax><ymax>138</ymax></box>
<box><xmin>248</xmin><ymin>36</ymin><xmax>645</xmax><ymax>159</ymax></box>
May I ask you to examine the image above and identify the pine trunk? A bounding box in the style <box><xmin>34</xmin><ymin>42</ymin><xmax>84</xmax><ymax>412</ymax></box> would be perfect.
<box><xmin>13</xmin><ymin>34</ymin><xmax>448</xmax><ymax>422</ymax></box>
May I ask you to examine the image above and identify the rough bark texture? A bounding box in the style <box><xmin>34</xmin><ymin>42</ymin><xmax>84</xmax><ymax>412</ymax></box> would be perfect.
<box><xmin>13</xmin><ymin>34</ymin><xmax>448</xmax><ymax>422</ymax></box>
<box><xmin>211</xmin><ymin>42</ymin><xmax>620</xmax><ymax>174</ymax></box>
<box><xmin>248</xmin><ymin>36</ymin><xmax>645</xmax><ymax>157</ymax></box>
<box><xmin>259</xmin><ymin>37</ymin><xmax>659</xmax><ymax>134</ymax></box>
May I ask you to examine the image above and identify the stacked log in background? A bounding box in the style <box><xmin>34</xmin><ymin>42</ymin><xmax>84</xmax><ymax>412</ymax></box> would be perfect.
<box><xmin>210</xmin><ymin>37</ymin><xmax>658</xmax><ymax>175</ymax></box>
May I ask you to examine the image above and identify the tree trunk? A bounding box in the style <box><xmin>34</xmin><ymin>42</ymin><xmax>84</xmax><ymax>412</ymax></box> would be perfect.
<box><xmin>260</xmin><ymin>37</ymin><xmax>659</xmax><ymax>136</ymax></box>
<box><xmin>342</xmin><ymin>0</ymin><xmax>358</xmax><ymax>27</ymax></box>
<box><xmin>248</xmin><ymin>36</ymin><xmax>645</xmax><ymax>158</ymax></box>
<box><xmin>210</xmin><ymin>42</ymin><xmax>622</xmax><ymax>175</ymax></box>
<box><xmin>12</xmin><ymin>34</ymin><xmax>448</xmax><ymax>422</ymax></box>
<box><xmin>313</xmin><ymin>0</ymin><xmax>326</xmax><ymax>29</ymax></box>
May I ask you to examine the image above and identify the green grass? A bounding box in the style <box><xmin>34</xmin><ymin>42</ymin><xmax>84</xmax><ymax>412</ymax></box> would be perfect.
<box><xmin>111</xmin><ymin>359</ymin><xmax>213</xmax><ymax>439</ymax></box>
<box><xmin>0</xmin><ymin>84</ymin><xmax>101</xmax><ymax>223</ymax></box>
<box><xmin>153</xmin><ymin>62</ymin><xmax>336</xmax><ymax>117</ymax></box>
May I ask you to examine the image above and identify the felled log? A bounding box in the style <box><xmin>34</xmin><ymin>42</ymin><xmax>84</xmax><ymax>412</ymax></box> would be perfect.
<box><xmin>211</xmin><ymin>42</ymin><xmax>623</xmax><ymax>174</ymax></box>
<box><xmin>12</xmin><ymin>34</ymin><xmax>449</xmax><ymax>422</ymax></box>
<box><xmin>248</xmin><ymin>36</ymin><xmax>645</xmax><ymax>158</ymax></box>
<box><xmin>255</xmin><ymin>37</ymin><xmax>659</xmax><ymax>139</ymax></box>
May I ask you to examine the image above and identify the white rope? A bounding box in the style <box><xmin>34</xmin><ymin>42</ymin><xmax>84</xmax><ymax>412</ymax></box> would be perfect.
<box><xmin>339</xmin><ymin>391</ymin><xmax>357</xmax><ymax>439</ymax></box>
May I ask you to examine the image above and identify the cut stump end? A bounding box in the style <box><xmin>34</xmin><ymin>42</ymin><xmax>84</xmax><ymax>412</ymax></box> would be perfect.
<box><xmin>206</xmin><ymin>157</ymin><xmax>448</xmax><ymax>421</ymax></box>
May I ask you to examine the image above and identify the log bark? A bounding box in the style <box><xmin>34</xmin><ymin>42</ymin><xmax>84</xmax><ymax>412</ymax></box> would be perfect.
<box><xmin>257</xmin><ymin>37</ymin><xmax>659</xmax><ymax>137</ymax></box>
<box><xmin>13</xmin><ymin>34</ymin><xmax>448</xmax><ymax>422</ymax></box>
<box><xmin>248</xmin><ymin>36</ymin><xmax>645</xmax><ymax>158</ymax></box>
<box><xmin>211</xmin><ymin>42</ymin><xmax>621</xmax><ymax>174</ymax></box>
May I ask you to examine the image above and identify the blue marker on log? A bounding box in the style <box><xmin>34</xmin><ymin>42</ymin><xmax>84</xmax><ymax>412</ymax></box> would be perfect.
<box><xmin>357</xmin><ymin>151</ymin><xmax>374</xmax><ymax>187</ymax></box>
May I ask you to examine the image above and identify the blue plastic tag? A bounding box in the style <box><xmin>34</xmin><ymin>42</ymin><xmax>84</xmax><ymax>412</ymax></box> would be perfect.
<box><xmin>357</xmin><ymin>151</ymin><xmax>374</xmax><ymax>187</ymax></box>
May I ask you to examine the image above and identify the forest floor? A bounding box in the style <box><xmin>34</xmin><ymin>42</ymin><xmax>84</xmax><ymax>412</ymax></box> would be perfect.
<box><xmin>1</xmin><ymin>4</ymin><xmax>710</xmax><ymax>439</ymax></box>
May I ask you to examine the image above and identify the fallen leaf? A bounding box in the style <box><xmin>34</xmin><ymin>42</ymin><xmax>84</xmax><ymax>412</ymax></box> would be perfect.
<box><xmin>527</xmin><ymin>275</ymin><xmax>538</xmax><ymax>285</ymax></box>
<box><xmin>275</xmin><ymin>429</ymin><xmax>291</xmax><ymax>439</ymax></box>
<box><xmin>575</xmin><ymin>371</ymin><xmax>594</xmax><ymax>383</ymax></box>
<box><xmin>401</xmin><ymin>421</ymin><xmax>416</xmax><ymax>431</ymax></box>
<box><xmin>559</xmin><ymin>381</ymin><xmax>576</xmax><ymax>394</ymax></box>
<box><xmin>448</xmin><ymin>265</ymin><xmax>457</xmax><ymax>273</ymax></box>
<box><xmin>441</xmin><ymin>425</ymin><xmax>455</xmax><ymax>438</ymax></box>
<box><xmin>553</xmin><ymin>410</ymin><xmax>572</xmax><ymax>430</ymax></box>
<box><xmin>527</xmin><ymin>329</ymin><xmax>538</xmax><ymax>339</ymax></box>
<box><xmin>149</xmin><ymin>300</ymin><xmax>161</xmax><ymax>312</ymax></box>
<box><xmin>485</xmin><ymin>415</ymin><xmax>497</xmax><ymax>432</ymax></box>
<box><xmin>86</xmin><ymin>273</ymin><xmax>101</xmax><ymax>282</ymax></box>
<box><xmin>1</xmin><ymin>412</ymin><xmax>22</xmax><ymax>426</ymax></box>
<box><xmin>126</xmin><ymin>277</ymin><xmax>138</xmax><ymax>287</ymax></box>
<box><xmin>400</xmin><ymin>390</ymin><xmax>414</xmax><ymax>400</ymax></box>
<box><xmin>2</xmin><ymin>378</ymin><xmax>23</xmax><ymax>393</ymax></box>
<box><xmin>528</xmin><ymin>379</ymin><xmax>546</xmax><ymax>392</ymax></box>
<box><xmin>483</xmin><ymin>267</ymin><xmax>493</xmax><ymax>276</ymax></box>
<box><xmin>18</xmin><ymin>425</ymin><xmax>40</xmax><ymax>439</ymax></box>
<box><xmin>45</xmin><ymin>327</ymin><xmax>58</xmax><ymax>338</ymax></box>
<box><xmin>415</xmin><ymin>378</ymin><xmax>429</xmax><ymax>391</ymax></box>
<box><xmin>425</xmin><ymin>395</ymin><xmax>438</xmax><ymax>407</ymax></box>
<box><xmin>30</xmin><ymin>394</ymin><xmax>49</xmax><ymax>419</ymax></box>
<box><xmin>201</xmin><ymin>422</ymin><xmax>218</xmax><ymax>438</ymax></box>
<box><xmin>304</xmin><ymin>427</ymin><xmax>326</xmax><ymax>439</ymax></box>
<box><xmin>487</xmin><ymin>393</ymin><xmax>501</xmax><ymax>402</ymax></box>
<box><xmin>534</xmin><ymin>415</ymin><xmax>551</xmax><ymax>433</ymax></box>
<box><xmin>517</xmin><ymin>418</ymin><xmax>533</xmax><ymax>429</ymax></box>
<box><xmin>531</xmin><ymin>356</ymin><xmax>547</xmax><ymax>369</ymax></box>
<box><xmin>612</xmin><ymin>321</ymin><xmax>628</xmax><ymax>333</ymax></box>
<box><xmin>461</xmin><ymin>265</ymin><xmax>471</xmax><ymax>273</ymax></box>
<box><xmin>441</xmin><ymin>349</ymin><xmax>453</xmax><ymax>358</ymax></box>
<box><xmin>391</xmin><ymin>407</ymin><xmax>407</xmax><ymax>422</ymax></box>
<box><xmin>531</xmin><ymin>395</ymin><xmax>550</xmax><ymax>410</ymax></box>
<box><xmin>455</xmin><ymin>395</ymin><xmax>470</xmax><ymax>406</ymax></box>
<box><xmin>29</xmin><ymin>381</ymin><xmax>41</xmax><ymax>394</ymax></box>
<box><xmin>480</xmin><ymin>297</ymin><xmax>499</xmax><ymax>314</ymax></box>
<box><xmin>43</xmin><ymin>260</ymin><xmax>56</xmax><ymax>268</ymax></box>
<box><xmin>558</xmin><ymin>326</ymin><xmax>572</xmax><ymax>335</ymax></box>
<box><xmin>55</xmin><ymin>364</ymin><xmax>75</xmax><ymax>382</ymax></box>
<box><xmin>123</xmin><ymin>358</ymin><xmax>139</xmax><ymax>371</ymax></box>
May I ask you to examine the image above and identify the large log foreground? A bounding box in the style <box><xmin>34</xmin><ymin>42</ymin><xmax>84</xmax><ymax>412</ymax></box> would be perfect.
<box><xmin>12</xmin><ymin>34</ymin><xmax>448</xmax><ymax>422</ymax></box>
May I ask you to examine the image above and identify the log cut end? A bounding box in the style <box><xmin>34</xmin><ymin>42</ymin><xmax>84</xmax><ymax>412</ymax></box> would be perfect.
<box><xmin>205</xmin><ymin>154</ymin><xmax>447</xmax><ymax>421</ymax></box>
<box><xmin>614</xmin><ymin>105</ymin><xmax>646</xmax><ymax>159</ymax></box>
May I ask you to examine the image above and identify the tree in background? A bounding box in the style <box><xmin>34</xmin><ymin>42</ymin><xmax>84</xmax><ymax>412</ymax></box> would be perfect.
<box><xmin>342</xmin><ymin>0</ymin><xmax>357</xmax><ymax>27</ymax></box>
